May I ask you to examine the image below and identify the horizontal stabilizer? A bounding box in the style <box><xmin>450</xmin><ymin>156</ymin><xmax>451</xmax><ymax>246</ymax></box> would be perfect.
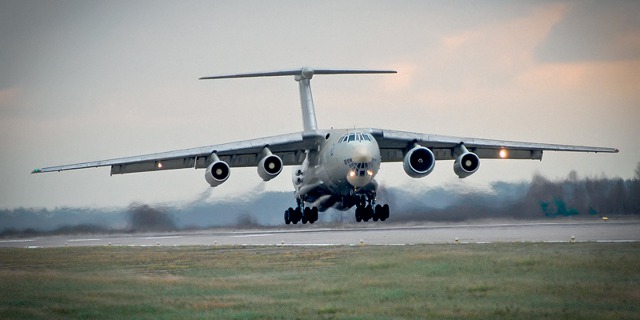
<box><xmin>199</xmin><ymin>67</ymin><xmax>397</xmax><ymax>132</ymax></box>
<box><xmin>199</xmin><ymin>67</ymin><xmax>396</xmax><ymax>80</ymax></box>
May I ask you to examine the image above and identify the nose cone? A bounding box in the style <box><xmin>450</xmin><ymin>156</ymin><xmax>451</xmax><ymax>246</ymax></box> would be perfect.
<box><xmin>346</xmin><ymin>147</ymin><xmax>375</xmax><ymax>188</ymax></box>
<box><xmin>352</xmin><ymin>146</ymin><xmax>372</xmax><ymax>163</ymax></box>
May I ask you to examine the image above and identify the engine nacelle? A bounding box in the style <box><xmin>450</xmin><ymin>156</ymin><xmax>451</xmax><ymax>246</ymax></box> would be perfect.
<box><xmin>453</xmin><ymin>152</ymin><xmax>480</xmax><ymax>178</ymax></box>
<box><xmin>403</xmin><ymin>145</ymin><xmax>435</xmax><ymax>178</ymax></box>
<box><xmin>204</xmin><ymin>160</ymin><xmax>230</xmax><ymax>187</ymax></box>
<box><xmin>257</xmin><ymin>154</ymin><xmax>283</xmax><ymax>181</ymax></box>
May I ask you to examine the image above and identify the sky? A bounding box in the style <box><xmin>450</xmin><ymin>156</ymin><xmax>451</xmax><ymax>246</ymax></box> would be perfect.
<box><xmin>1</xmin><ymin>0</ymin><xmax>639</xmax><ymax>210</ymax></box>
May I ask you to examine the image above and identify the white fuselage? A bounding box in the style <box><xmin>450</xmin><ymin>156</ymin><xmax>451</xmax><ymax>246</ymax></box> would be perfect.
<box><xmin>292</xmin><ymin>129</ymin><xmax>381</xmax><ymax>211</ymax></box>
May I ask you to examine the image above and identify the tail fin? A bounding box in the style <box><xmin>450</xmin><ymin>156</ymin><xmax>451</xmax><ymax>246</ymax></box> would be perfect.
<box><xmin>200</xmin><ymin>67</ymin><xmax>396</xmax><ymax>132</ymax></box>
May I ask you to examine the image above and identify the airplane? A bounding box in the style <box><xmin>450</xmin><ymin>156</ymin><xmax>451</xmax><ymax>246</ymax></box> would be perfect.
<box><xmin>32</xmin><ymin>67</ymin><xmax>619</xmax><ymax>225</ymax></box>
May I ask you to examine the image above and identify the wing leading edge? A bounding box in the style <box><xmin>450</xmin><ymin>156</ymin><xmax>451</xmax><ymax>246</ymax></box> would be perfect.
<box><xmin>32</xmin><ymin>128</ymin><xmax>618</xmax><ymax>176</ymax></box>
<box><xmin>371</xmin><ymin>129</ymin><xmax>619</xmax><ymax>162</ymax></box>
<box><xmin>32</xmin><ymin>131</ymin><xmax>328</xmax><ymax>175</ymax></box>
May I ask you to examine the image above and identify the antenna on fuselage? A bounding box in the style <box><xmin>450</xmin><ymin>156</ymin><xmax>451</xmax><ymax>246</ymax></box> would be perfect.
<box><xmin>200</xmin><ymin>67</ymin><xmax>397</xmax><ymax>132</ymax></box>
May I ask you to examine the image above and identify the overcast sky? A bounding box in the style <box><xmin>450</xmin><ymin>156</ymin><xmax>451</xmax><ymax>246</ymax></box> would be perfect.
<box><xmin>1</xmin><ymin>0</ymin><xmax>638</xmax><ymax>210</ymax></box>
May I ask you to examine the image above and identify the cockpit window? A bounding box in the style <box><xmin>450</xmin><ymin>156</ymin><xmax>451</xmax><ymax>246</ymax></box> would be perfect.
<box><xmin>339</xmin><ymin>132</ymin><xmax>374</xmax><ymax>143</ymax></box>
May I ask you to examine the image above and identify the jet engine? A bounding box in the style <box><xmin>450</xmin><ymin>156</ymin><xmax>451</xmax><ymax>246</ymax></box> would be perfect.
<box><xmin>453</xmin><ymin>144</ymin><xmax>480</xmax><ymax>178</ymax></box>
<box><xmin>403</xmin><ymin>145</ymin><xmax>435</xmax><ymax>178</ymax></box>
<box><xmin>204</xmin><ymin>158</ymin><xmax>230</xmax><ymax>187</ymax></box>
<box><xmin>257</xmin><ymin>151</ymin><xmax>283</xmax><ymax>181</ymax></box>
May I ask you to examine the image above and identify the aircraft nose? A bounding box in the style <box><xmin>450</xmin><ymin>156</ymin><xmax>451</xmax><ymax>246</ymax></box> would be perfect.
<box><xmin>346</xmin><ymin>168</ymin><xmax>375</xmax><ymax>188</ymax></box>
<box><xmin>347</xmin><ymin>147</ymin><xmax>375</xmax><ymax>188</ymax></box>
<box><xmin>352</xmin><ymin>146</ymin><xmax>372</xmax><ymax>163</ymax></box>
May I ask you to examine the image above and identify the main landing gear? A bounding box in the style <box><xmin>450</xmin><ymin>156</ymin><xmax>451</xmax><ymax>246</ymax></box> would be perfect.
<box><xmin>284</xmin><ymin>200</ymin><xmax>319</xmax><ymax>225</ymax></box>
<box><xmin>355</xmin><ymin>203</ymin><xmax>389</xmax><ymax>222</ymax></box>
<box><xmin>354</xmin><ymin>193</ymin><xmax>389</xmax><ymax>223</ymax></box>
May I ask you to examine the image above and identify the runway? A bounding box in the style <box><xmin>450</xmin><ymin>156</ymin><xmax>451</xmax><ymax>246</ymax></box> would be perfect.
<box><xmin>1</xmin><ymin>219</ymin><xmax>638</xmax><ymax>248</ymax></box>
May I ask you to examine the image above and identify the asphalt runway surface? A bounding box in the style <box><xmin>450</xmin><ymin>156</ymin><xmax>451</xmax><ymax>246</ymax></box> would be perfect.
<box><xmin>1</xmin><ymin>219</ymin><xmax>638</xmax><ymax>248</ymax></box>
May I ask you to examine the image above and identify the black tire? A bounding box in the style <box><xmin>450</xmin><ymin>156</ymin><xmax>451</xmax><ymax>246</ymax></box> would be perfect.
<box><xmin>373</xmin><ymin>204</ymin><xmax>382</xmax><ymax>222</ymax></box>
<box><xmin>302</xmin><ymin>207</ymin><xmax>311</xmax><ymax>224</ymax></box>
<box><xmin>382</xmin><ymin>204</ymin><xmax>390</xmax><ymax>220</ymax></box>
<box><xmin>285</xmin><ymin>208</ymin><xmax>292</xmax><ymax>225</ymax></box>
<box><xmin>364</xmin><ymin>205</ymin><xmax>372</xmax><ymax>222</ymax></box>
<box><xmin>293</xmin><ymin>207</ymin><xmax>302</xmax><ymax>224</ymax></box>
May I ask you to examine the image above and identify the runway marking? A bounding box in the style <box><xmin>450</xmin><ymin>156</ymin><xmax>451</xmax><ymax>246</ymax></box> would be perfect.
<box><xmin>143</xmin><ymin>236</ymin><xmax>183</xmax><ymax>240</ymax></box>
<box><xmin>67</xmin><ymin>238</ymin><xmax>102</xmax><ymax>242</ymax></box>
<box><xmin>280</xmin><ymin>243</ymin><xmax>340</xmax><ymax>247</ymax></box>
<box><xmin>0</xmin><ymin>239</ymin><xmax>35</xmax><ymax>243</ymax></box>
<box><xmin>231</xmin><ymin>234</ymin><xmax>274</xmax><ymax>238</ymax></box>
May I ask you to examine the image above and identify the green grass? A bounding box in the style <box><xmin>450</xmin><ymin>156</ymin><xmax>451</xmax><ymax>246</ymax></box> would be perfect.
<box><xmin>0</xmin><ymin>243</ymin><xmax>638</xmax><ymax>319</ymax></box>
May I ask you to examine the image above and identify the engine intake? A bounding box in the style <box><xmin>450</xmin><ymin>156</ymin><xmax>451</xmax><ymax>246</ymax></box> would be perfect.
<box><xmin>403</xmin><ymin>145</ymin><xmax>435</xmax><ymax>178</ymax></box>
<box><xmin>205</xmin><ymin>158</ymin><xmax>230</xmax><ymax>187</ymax></box>
<box><xmin>258</xmin><ymin>154</ymin><xmax>283</xmax><ymax>181</ymax></box>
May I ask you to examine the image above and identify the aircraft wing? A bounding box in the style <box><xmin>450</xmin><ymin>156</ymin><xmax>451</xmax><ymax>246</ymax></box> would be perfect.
<box><xmin>370</xmin><ymin>129</ymin><xmax>619</xmax><ymax>162</ymax></box>
<box><xmin>32</xmin><ymin>131</ymin><xmax>328</xmax><ymax>175</ymax></box>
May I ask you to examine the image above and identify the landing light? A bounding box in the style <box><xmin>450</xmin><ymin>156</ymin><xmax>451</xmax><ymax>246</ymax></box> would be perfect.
<box><xmin>156</xmin><ymin>162</ymin><xmax>164</xmax><ymax>169</ymax></box>
<box><xmin>499</xmin><ymin>149</ymin><xmax>508</xmax><ymax>159</ymax></box>
<box><xmin>349</xmin><ymin>170</ymin><xmax>356</xmax><ymax>177</ymax></box>
<box><xmin>367</xmin><ymin>170</ymin><xmax>374</xmax><ymax>176</ymax></box>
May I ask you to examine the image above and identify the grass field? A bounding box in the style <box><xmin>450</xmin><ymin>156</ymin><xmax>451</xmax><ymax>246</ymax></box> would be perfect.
<box><xmin>0</xmin><ymin>243</ymin><xmax>638</xmax><ymax>319</ymax></box>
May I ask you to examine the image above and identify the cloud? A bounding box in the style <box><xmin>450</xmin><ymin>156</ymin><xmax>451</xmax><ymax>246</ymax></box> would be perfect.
<box><xmin>382</xmin><ymin>3</ymin><xmax>569</xmax><ymax>116</ymax></box>
<box><xmin>517</xmin><ymin>60</ymin><xmax>640</xmax><ymax>98</ymax></box>
<box><xmin>537</xmin><ymin>1</ymin><xmax>640</xmax><ymax>63</ymax></box>
<box><xmin>390</xmin><ymin>3</ymin><xmax>638</xmax><ymax>121</ymax></box>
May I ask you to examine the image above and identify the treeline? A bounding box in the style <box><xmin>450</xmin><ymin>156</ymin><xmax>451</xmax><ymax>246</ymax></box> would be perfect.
<box><xmin>1</xmin><ymin>169</ymin><xmax>639</xmax><ymax>236</ymax></box>
<box><xmin>532</xmin><ymin>172</ymin><xmax>640</xmax><ymax>217</ymax></box>
<box><xmin>389</xmin><ymin>171</ymin><xmax>640</xmax><ymax>222</ymax></box>
<box><xmin>0</xmin><ymin>203</ymin><xmax>178</xmax><ymax>237</ymax></box>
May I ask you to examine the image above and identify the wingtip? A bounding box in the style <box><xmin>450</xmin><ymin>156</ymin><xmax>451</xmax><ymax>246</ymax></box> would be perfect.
<box><xmin>31</xmin><ymin>169</ymin><xmax>41</xmax><ymax>174</ymax></box>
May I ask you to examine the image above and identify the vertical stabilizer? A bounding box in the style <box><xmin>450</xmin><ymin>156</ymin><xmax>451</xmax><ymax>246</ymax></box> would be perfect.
<box><xmin>297</xmin><ymin>78</ymin><xmax>317</xmax><ymax>132</ymax></box>
<box><xmin>295</xmin><ymin>68</ymin><xmax>318</xmax><ymax>132</ymax></box>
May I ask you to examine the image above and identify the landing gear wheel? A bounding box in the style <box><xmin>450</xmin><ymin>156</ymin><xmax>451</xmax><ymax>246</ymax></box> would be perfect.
<box><xmin>373</xmin><ymin>204</ymin><xmax>382</xmax><ymax>222</ymax></box>
<box><xmin>292</xmin><ymin>207</ymin><xmax>302</xmax><ymax>224</ymax></box>
<box><xmin>381</xmin><ymin>204</ymin><xmax>390</xmax><ymax>220</ymax></box>
<box><xmin>284</xmin><ymin>208</ymin><xmax>293</xmax><ymax>225</ymax></box>
<box><xmin>363</xmin><ymin>205</ymin><xmax>372</xmax><ymax>222</ymax></box>
<box><xmin>310</xmin><ymin>207</ymin><xmax>318</xmax><ymax>224</ymax></box>
<box><xmin>302</xmin><ymin>207</ymin><xmax>311</xmax><ymax>224</ymax></box>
